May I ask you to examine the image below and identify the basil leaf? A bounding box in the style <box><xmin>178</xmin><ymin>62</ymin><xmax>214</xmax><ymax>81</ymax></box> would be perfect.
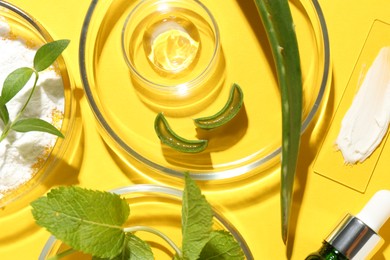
<box><xmin>93</xmin><ymin>233</ymin><xmax>154</xmax><ymax>260</ymax></box>
<box><xmin>181</xmin><ymin>173</ymin><xmax>213</xmax><ymax>260</ymax></box>
<box><xmin>0</xmin><ymin>104</ymin><xmax>9</xmax><ymax>125</ymax></box>
<box><xmin>31</xmin><ymin>186</ymin><xmax>130</xmax><ymax>259</ymax></box>
<box><xmin>1</xmin><ymin>67</ymin><xmax>34</xmax><ymax>104</ymax></box>
<box><xmin>33</xmin><ymin>39</ymin><xmax>70</xmax><ymax>72</ymax></box>
<box><xmin>11</xmin><ymin>118</ymin><xmax>64</xmax><ymax>138</ymax></box>
<box><xmin>199</xmin><ymin>230</ymin><xmax>245</xmax><ymax>260</ymax></box>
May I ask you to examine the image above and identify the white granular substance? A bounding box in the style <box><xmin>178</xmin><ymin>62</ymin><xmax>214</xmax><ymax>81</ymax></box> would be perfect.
<box><xmin>0</xmin><ymin>16</ymin><xmax>64</xmax><ymax>199</ymax></box>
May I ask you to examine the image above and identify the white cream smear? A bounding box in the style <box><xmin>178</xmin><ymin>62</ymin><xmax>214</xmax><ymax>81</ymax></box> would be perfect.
<box><xmin>0</xmin><ymin>16</ymin><xmax>64</xmax><ymax>199</ymax></box>
<box><xmin>336</xmin><ymin>47</ymin><xmax>390</xmax><ymax>164</ymax></box>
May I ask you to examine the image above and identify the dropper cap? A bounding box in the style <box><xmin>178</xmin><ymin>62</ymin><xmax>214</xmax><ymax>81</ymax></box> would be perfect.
<box><xmin>325</xmin><ymin>190</ymin><xmax>390</xmax><ymax>259</ymax></box>
<box><xmin>356</xmin><ymin>190</ymin><xmax>390</xmax><ymax>233</ymax></box>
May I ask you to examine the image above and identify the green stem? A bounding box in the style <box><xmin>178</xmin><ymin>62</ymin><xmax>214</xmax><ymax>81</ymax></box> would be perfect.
<box><xmin>253</xmin><ymin>0</ymin><xmax>303</xmax><ymax>244</ymax></box>
<box><xmin>15</xmin><ymin>70</ymin><xmax>39</xmax><ymax>121</ymax></box>
<box><xmin>124</xmin><ymin>225</ymin><xmax>183</xmax><ymax>258</ymax></box>
<box><xmin>0</xmin><ymin>122</ymin><xmax>10</xmax><ymax>142</ymax></box>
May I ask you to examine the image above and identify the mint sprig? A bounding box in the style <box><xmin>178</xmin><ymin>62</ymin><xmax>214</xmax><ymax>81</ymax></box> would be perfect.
<box><xmin>0</xmin><ymin>39</ymin><xmax>69</xmax><ymax>142</ymax></box>
<box><xmin>31</xmin><ymin>186</ymin><xmax>131</xmax><ymax>258</ymax></box>
<box><xmin>181</xmin><ymin>173</ymin><xmax>213</xmax><ymax>259</ymax></box>
<box><xmin>31</xmin><ymin>174</ymin><xmax>245</xmax><ymax>259</ymax></box>
<box><xmin>92</xmin><ymin>233</ymin><xmax>153</xmax><ymax>260</ymax></box>
<box><xmin>200</xmin><ymin>230</ymin><xmax>245</xmax><ymax>260</ymax></box>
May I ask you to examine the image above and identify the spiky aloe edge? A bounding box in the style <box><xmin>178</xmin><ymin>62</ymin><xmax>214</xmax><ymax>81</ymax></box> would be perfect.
<box><xmin>253</xmin><ymin>0</ymin><xmax>303</xmax><ymax>244</ymax></box>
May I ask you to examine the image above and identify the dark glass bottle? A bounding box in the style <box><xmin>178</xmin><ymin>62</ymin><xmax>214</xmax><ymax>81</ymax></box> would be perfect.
<box><xmin>307</xmin><ymin>191</ymin><xmax>390</xmax><ymax>259</ymax></box>
<box><xmin>305</xmin><ymin>214</ymin><xmax>382</xmax><ymax>260</ymax></box>
<box><xmin>305</xmin><ymin>241</ymin><xmax>348</xmax><ymax>260</ymax></box>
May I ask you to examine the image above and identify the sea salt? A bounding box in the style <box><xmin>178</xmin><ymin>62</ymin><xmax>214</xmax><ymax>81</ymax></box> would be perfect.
<box><xmin>0</xmin><ymin>16</ymin><xmax>64</xmax><ymax>199</ymax></box>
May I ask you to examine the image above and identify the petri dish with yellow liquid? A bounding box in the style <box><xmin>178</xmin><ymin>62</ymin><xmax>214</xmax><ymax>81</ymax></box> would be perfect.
<box><xmin>121</xmin><ymin>0</ymin><xmax>222</xmax><ymax>113</ymax></box>
<box><xmin>79</xmin><ymin>0</ymin><xmax>331</xmax><ymax>183</ymax></box>
<box><xmin>39</xmin><ymin>184</ymin><xmax>254</xmax><ymax>259</ymax></box>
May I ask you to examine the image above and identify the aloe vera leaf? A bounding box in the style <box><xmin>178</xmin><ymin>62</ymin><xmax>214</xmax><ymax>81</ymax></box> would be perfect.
<box><xmin>194</xmin><ymin>83</ymin><xmax>244</xmax><ymax>129</ymax></box>
<box><xmin>154</xmin><ymin>113</ymin><xmax>208</xmax><ymax>153</ymax></box>
<box><xmin>253</xmin><ymin>0</ymin><xmax>303</xmax><ymax>244</ymax></box>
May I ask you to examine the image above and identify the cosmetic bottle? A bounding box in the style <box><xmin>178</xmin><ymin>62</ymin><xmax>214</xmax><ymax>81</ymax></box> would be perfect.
<box><xmin>306</xmin><ymin>190</ymin><xmax>390</xmax><ymax>259</ymax></box>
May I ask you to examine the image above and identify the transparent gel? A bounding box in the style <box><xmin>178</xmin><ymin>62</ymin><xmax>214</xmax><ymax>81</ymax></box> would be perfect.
<box><xmin>143</xmin><ymin>14</ymin><xmax>201</xmax><ymax>74</ymax></box>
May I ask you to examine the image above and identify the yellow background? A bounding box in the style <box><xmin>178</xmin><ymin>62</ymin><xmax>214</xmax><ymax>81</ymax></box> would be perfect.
<box><xmin>1</xmin><ymin>0</ymin><xmax>390</xmax><ymax>259</ymax></box>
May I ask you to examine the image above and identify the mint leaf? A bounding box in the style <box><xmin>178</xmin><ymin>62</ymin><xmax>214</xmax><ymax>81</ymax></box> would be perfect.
<box><xmin>126</xmin><ymin>233</ymin><xmax>154</xmax><ymax>260</ymax></box>
<box><xmin>11</xmin><ymin>118</ymin><xmax>64</xmax><ymax>138</ymax></box>
<box><xmin>1</xmin><ymin>67</ymin><xmax>34</xmax><ymax>104</ymax></box>
<box><xmin>199</xmin><ymin>230</ymin><xmax>245</xmax><ymax>260</ymax></box>
<box><xmin>33</xmin><ymin>39</ymin><xmax>70</xmax><ymax>72</ymax></box>
<box><xmin>124</xmin><ymin>233</ymin><xmax>154</xmax><ymax>260</ymax></box>
<box><xmin>181</xmin><ymin>173</ymin><xmax>213</xmax><ymax>260</ymax></box>
<box><xmin>31</xmin><ymin>186</ymin><xmax>130</xmax><ymax>259</ymax></box>
<box><xmin>0</xmin><ymin>104</ymin><xmax>9</xmax><ymax>125</ymax></box>
<box><xmin>93</xmin><ymin>233</ymin><xmax>154</xmax><ymax>260</ymax></box>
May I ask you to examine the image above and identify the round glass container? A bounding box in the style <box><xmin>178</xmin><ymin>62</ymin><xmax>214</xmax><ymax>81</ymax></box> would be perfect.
<box><xmin>79</xmin><ymin>0</ymin><xmax>331</xmax><ymax>182</ymax></box>
<box><xmin>39</xmin><ymin>184</ymin><xmax>254</xmax><ymax>259</ymax></box>
<box><xmin>121</xmin><ymin>0</ymin><xmax>222</xmax><ymax>113</ymax></box>
<box><xmin>0</xmin><ymin>1</ymin><xmax>76</xmax><ymax>207</ymax></box>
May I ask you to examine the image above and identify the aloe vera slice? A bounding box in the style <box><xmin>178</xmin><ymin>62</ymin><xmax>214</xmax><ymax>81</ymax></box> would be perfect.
<box><xmin>194</xmin><ymin>83</ymin><xmax>243</xmax><ymax>129</ymax></box>
<box><xmin>253</xmin><ymin>0</ymin><xmax>303</xmax><ymax>244</ymax></box>
<box><xmin>154</xmin><ymin>113</ymin><xmax>208</xmax><ymax>153</ymax></box>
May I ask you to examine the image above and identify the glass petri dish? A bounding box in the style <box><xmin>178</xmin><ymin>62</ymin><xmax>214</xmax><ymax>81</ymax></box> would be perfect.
<box><xmin>39</xmin><ymin>184</ymin><xmax>254</xmax><ymax>259</ymax></box>
<box><xmin>121</xmin><ymin>0</ymin><xmax>223</xmax><ymax>113</ymax></box>
<box><xmin>79</xmin><ymin>0</ymin><xmax>331</xmax><ymax>181</ymax></box>
<box><xmin>0</xmin><ymin>2</ymin><xmax>76</xmax><ymax>207</ymax></box>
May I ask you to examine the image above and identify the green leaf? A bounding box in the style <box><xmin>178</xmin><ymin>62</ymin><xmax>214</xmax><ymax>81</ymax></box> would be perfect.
<box><xmin>199</xmin><ymin>230</ymin><xmax>245</xmax><ymax>260</ymax></box>
<box><xmin>1</xmin><ymin>67</ymin><xmax>34</xmax><ymax>104</ymax></box>
<box><xmin>93</xmin><ymin>233</ymin><xmax>154</xmax><ymax>260</ymax></box>
<box><xmin>124</xmin><ymin>233</ymin><xmax>154</xmax><ymax>260</ymax></box>
<box><xmin>11</xmin><ymin>118</ymin><xmax>64</xmax><ymax>138</ymax></box>
<box><xmin>181</xmin><ymin>173</ymin><xmax>213</xmax><ymax>260</ymax></box>
<box><xmin>194</xmin><ymin>83</ymin><xmax>244</xmax><ymax>129</ymax></box>
<box><xmin>33</xmin><ymin>39</ymin><xmax>70</xmax><ymax>72</ymax></box>
<box><xmin>0</xmin><ymin>104</ymin><xmax>9</xmax><ymax>125</ymax></box>
<box><xmin>253</xmin><ymin>0</ymin><xmax>302</xmax><ymax>243</ymax></box>
<box><xmin>154</xmin><ymin>113</ymin><xmax>208</xmax><ymax>153</ymax></box>
<box><xmin>31</xmin><ymin>186</ymin><xmax>130</xmax><ymax>259</ymax></box>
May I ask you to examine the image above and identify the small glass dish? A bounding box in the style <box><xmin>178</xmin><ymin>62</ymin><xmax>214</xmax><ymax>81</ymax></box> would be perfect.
<box><xmin>0</xmin><ymin>2</ymin><xmax>76</xmax><ymax>207</ymax></box>
<box><xmin>121</xmin><ymin>0</ymin><xmax>223</xmax><ymax>113</ymax></box>
<box><xmin>80</xmin><ymin>0</ymin><xmax>331</xmax><ymax>183</ymax></box>
<box><xmin>39</xmin><ymin>184</ymin><xmax>254</xmax><ymax>259</ymax></box>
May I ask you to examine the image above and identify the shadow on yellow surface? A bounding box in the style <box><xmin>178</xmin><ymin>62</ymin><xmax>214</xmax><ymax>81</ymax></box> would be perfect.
<box><xmin>287</xmin><ymin>66</ymin><xmax>335</xmax><ymax>257</ymax></box>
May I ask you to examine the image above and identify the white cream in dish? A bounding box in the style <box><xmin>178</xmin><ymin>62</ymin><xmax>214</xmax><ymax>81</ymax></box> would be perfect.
<box><xmin>336</xmin><ymin>47</ymin><xmax>390</xmax><ymax>164</ymax></box>
<box><xmin>0</xmin><ymin>16</ymin><xmax>64</xmax><ymax>199</ymax></box>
